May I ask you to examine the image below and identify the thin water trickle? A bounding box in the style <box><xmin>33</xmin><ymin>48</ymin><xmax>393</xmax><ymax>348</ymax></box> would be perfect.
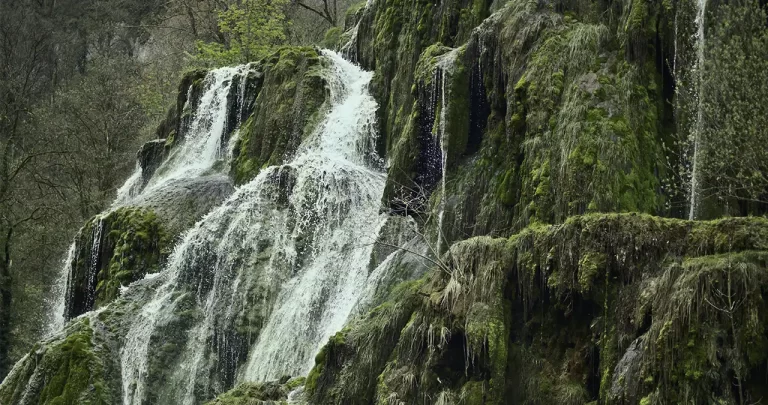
<box><xmin>688</xmin><ymin>0</ymin><xmax>707</xmax><ymax>220</ymax></box>
<box><xmin>434</xmin><ymin>48</ymin><xmax>460</xmax><ymax>253</ymax></box>
<box><xmin>46</xmin><ymin>242</ymin><xmax>75</xmax><ymax>335</ymax></box>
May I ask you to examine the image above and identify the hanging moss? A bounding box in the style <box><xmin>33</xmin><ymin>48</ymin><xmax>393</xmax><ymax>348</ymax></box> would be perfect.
<box><xmin>307</xmin><ymin>214</ymin><xmax>768</xmax><ymax>404</ymax></box>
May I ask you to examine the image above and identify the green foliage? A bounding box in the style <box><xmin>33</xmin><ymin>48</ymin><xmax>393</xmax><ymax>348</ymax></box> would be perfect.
<box><xmin>196</xmin><ymin>0</ymin><xmax>290</xmax><ymax>65</ymax></box>
<box><xmin>323</xmin><ymin>26</ymin><xmax>343</xmax><ymax>49</ymax></box>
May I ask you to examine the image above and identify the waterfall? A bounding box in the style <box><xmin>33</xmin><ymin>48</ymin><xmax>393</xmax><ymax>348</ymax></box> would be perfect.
<box><xmin>113</xmin><ymin>164</ymin><xmax>143</xmax><ymax>207</ymax></box>
<box><xmin>119</xmin><ymin>50</ymin><xmax>386</xmax><ymax>404</ymax></box>
<box><xmin>688</xmin><ymin>0</ymin><xmax>707</xmax><ymax>220</ymax></box>
<box><xmin>47</xmin><ymin>64</ymin><xmax>254</xmax><ymax>333</ymax></box>
<box><xmin>434</xmin><ymin>48</ymin><xmax>460</xmax><ymax>253</ymax></box>
<box><xmin>139</xmin><ymin>64</ymin><xmax>252</xmax><ymax>198</ymax></box>
<box><xmin>46</xmin><ymin>242</ymin><xmax>75</xmax><ymax>334</ymax></box>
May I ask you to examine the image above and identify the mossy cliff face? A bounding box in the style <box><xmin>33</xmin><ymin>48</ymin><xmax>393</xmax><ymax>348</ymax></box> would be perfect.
<box><xmin>231</xmin><ymin>47</ymin><xmax>328</xmax><ymax>185</ymax></box>
<box><xmin>307</xmin><ymin>214</ymin><xmax>768</xmax><ymax>404</ymax></box>
<box><xmin>342</xmin><ymin>0</ymin><xmax>681</xmax><ymax>242</ymax></box>
<box><xmin>4</xmin><ymin>0</ymin><xmax>768</xmax><ymax>402</ymax></box>
<box><xmin>0</xmin><ymin>318</ymin><xmax>117</xmax><ymax>404</ymax></box>
<box><xmin>64</xmin><ymin>207</ymin><xmax>170</xmax><ymax>320</ymax></box>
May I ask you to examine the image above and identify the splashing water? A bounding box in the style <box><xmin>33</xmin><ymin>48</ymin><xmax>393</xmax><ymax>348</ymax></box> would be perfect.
<box><xmin>120</xmin><ymin>50</ymin><xmax>387</xmax><ymax>404</ymax></box>
<box><xmin>688</xmin><ymin>0</ymin><xmax>707</xmax><ymax>220</ymax></box>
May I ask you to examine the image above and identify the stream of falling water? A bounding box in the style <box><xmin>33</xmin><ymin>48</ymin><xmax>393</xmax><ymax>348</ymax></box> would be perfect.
<box><xmin>688</xmin><ymin>0</ymin><xmax>707</xmax><ymax>220</ymax></box>
<box><xmin>46</xmin><ymin>64</ymin><xmax>254</xmax><ymax>334</ymax></box>
<box><xmin>117</xmin><ymin>64</ymin><xmax>253</xmax><ymax>205</ymax></box>
<box><xmin>47</xmin><ymin>243</ymin><xmax>75</xmax><ymax>333</ymax></box>
<box><xmin>120</xmin><ymin>50</ymin><xmax>386</xmax><ymax>404</ymax></box>
<box><xmin>435</xmin><ymin>48</ymin><xmax>460</xmax><ymax>253</ymax></box>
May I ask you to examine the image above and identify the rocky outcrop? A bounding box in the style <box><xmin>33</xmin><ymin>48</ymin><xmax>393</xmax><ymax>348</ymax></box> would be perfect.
<box><xmin>230</xmin><ymin>47</ymin><xmax>328</xmax><ymax>185</ymax></box>
<box><xmin>138</xmin><ymin>139</ymin><xmax>167</xmax><ymax>186</ymax></box>
<box><xmin>307</xmin><ymin>214</ymin><xmax>768</xmax><ymax>404</ymax></box>
<box><xmin>64</xmin><ymin>207</ymin><xmax>171</xmax><ymax>320</ymax></box>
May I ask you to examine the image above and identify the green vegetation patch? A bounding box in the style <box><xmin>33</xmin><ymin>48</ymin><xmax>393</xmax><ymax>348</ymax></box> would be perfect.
<box><xmin>231</xmin><ymin>47</ymin><xmax>327</xmax><ymax>185</ymax></box>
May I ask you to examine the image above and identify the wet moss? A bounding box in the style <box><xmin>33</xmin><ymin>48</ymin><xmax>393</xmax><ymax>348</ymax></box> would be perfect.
<box><xmin>65</xmin><ymin>207</ymin><xmax>170</xmax><ymax>319</ymax></box>
<box><xmin>310</xmin><ymin>214</ymin><xmax>768</xmax><ymax>404</ymax></box>
<box><xmin>307</xmin><ymin>277</ymin><xmax>428</xmax><ymax>404</ymax></box>
<box><xmin>0</xmin><ymin>319</ymin><xmax>115</xmax><ymax>405</ymax></box>
<box><xmin>204</xmin><ymin>377</ymin><xmax>302</xmax><ymax>404</ymax></box>
<box><xmin>231</xmin><ymin>47</ymin><xmax>327</xmax><ymax>185</ymax></box>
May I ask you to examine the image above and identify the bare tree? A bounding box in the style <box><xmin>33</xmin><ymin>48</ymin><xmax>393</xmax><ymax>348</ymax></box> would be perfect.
<box><xmin>293</xmin><ymin>0</ymin><xmax>339</xmax><ymax>26</ymax></box>
<box><xmin>370</xmin><ymin>179</ymin><xmax>459</xmax><ymax>276</ymax></box>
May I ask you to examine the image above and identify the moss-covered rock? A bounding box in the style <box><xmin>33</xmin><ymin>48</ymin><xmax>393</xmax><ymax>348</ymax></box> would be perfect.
<box><xmin>230</xmin><ymin>47</ymin><xmax>327</xmax><ymax>185</ymax></box>
<box><xmin>307</xmin><ymin>214</ymin><xmax>768</xmax><ymax>404</ymax></box>
<box><xmin>345</xmin><ymin>0</ymin><xmax>678</xmax><ymax>252</ymax></box>
<box><xmin>205</xmin><ymin>377</ymin><xmax>305</xmax><ymax>405</ymax></box>
<box><xmin>0</xmin><ymin>318</ymin><xmax>117</xmax><ymax>405</ymax></box>
<box><xmin>64</xmin><ymin>207</ymin><xmax>171</xmax><ymax>319</ymax></box>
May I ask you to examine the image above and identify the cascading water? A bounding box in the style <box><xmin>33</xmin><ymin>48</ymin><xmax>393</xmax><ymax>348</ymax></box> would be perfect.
<box><xmin>119</xmin><ymin>64</ymin><xmax>253</xmax><ymax>205</ymax></box>
<box><xmin>48</xmin><ymin>64</ymin><xmax>254</xmax><ymax>333</ymax></box>
<box><xmin>688</xmin><ymin>0</ymin><xmax>707</xmax><ymax>220</ymax></box>
<box><xmin>119</xmin><ymin>50</ymin><xmax>387</xmax><ymax>404</ymax></box>
<box><xmin>46</xmin><ymin>242</ymin><xmax>75</xmax><ymax>334</ymax></box>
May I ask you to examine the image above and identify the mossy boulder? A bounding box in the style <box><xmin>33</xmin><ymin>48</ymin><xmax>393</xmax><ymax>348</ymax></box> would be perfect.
<box><xmin>64</xmin><ymin>207</ymin><xmax>171</xmax><ymax>319</ymax></box>
<box><xmin>0</xmin><ymin>318</ymin><xmax>117</xmax><ymax>405</ymax></box>
<box><xmin>205</xmin><ymin>377</ymin><xmax>305</xmax><ymax>404</ymax></box>
<box><xmin>230</xmin><ymin>47</ymin><xmax>328</xmax><ymax>185</ymax></box>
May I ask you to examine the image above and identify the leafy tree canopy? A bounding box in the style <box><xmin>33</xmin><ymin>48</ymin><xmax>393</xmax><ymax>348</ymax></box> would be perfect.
<box><xmin>196</xmin><ymin>0</ymin><xmax>290</xmax><ymax>65</ymax></box>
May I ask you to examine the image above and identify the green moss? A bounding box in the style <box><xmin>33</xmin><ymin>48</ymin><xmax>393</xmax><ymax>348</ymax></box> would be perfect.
<box><xmin>95</xmin><ymin>207</ymin><xmax>171</xmax><ymax>307</ymax></box>
<box><xmin>231</xmin><ymin>47</ymin><xmax>326</xmax><ymax>185</ymax></box>
<box><xmin>0</xmin><ymin>319</ymin><xmax>115</xmax><ymax>405</ymax></box>
<box><xmin>205</xmin><ymin>380</ymin><xmax>292</xmax><ymax>404</ymax></box>
<box><xmin>323</xmin><ymin>26</ymin><xmax>343</xmax><ymax>49</ymax></box>
<box><xmin>577</xmin><ymin>251</ymin><xmax>607</xmax><ymax>293</ymax></box>
<box><xmin>309</xmin><ymin>214</ymin><xmax>768</xmax><ymax>404</ymax></box>
<box><xmin>65</xmin><ymin>207</ymin><xmax>170</xmax><ymax>319</ymax></box>
<box><xmin>164</xmin><ymin>130</ymin><xmax>176</xmax><ymax>148</ymax></box>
